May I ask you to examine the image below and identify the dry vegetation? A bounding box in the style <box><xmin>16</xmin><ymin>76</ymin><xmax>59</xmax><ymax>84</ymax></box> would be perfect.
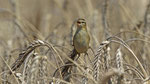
<box><xmin>0</xmin><ymin>0</ymin><xmax>150</xmax><ymax>84</ymax></box>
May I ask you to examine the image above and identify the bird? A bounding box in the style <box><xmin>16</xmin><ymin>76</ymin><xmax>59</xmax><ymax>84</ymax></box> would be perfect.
<box><xmin>73</xmin><ymin>18</ymin><xmax>90</xmax><ymax>54</ymax></box>
<box><xmin>71</xmin><ymin>18</ymin><xmax>90</xmax><ymax>60</ymax></box>
<box><xmin>61</xmin><ymin>18</ymin><xmax>90</xmax><ymax>80</ymax></box>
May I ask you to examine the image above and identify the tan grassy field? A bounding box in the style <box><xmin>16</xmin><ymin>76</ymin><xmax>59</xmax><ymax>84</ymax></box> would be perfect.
<box><xmin>0</xmin><ymin>0</ymin><xmax>150</xmax><ymax>84</ymax></box>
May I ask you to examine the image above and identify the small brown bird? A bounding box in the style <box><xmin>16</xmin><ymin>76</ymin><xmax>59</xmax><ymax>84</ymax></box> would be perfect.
<box><xmin>61</xmin><ymin>18</ymin><xmax>90</xmax><ymax>80</ymax></box>
<box><xmin>71</xmin><ymin>18</ymin><xmax>90</xmax><ymax>59</ymax></box>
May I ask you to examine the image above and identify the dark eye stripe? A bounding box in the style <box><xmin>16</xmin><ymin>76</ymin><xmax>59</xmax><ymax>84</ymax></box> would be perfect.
<box><xmin>77</xmin><ymin>21</ymin><xmax>81</xmax><ymax>24</ymax></box>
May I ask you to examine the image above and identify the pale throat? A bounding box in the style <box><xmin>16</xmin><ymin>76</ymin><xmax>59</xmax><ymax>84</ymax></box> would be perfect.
<box><xmin>77</xmin><ymin>26</ymin><xmax>87</xmax><ymax>31</ymax></box>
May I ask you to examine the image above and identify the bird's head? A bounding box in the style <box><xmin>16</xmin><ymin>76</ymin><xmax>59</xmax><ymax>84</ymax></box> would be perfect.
<box><xmin>76</xmin><ymin>18</ymin><xmax>87</xmax><ymax>29</ymax></box>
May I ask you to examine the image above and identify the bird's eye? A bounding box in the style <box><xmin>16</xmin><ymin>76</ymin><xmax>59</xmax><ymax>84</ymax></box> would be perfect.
<box><xmin>77</xmin><ymin>21</ymin><xmax>81</xmax><ymax>24</ymax></box>
<box><xmin>82</xmin><ymin>22</ymin><xmax>85</xmax><ymax>24</ymax></box>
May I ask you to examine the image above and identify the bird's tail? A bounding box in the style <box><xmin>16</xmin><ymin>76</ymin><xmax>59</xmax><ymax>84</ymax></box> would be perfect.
<box><xmin>61</xmin><ymin>49</ymin><xmax>77</xmax><ymax>81</ymax></box>
<box><xmin>70</xmin><ymin>49</ymin><xmax>78</xmax><ymax>60</ymax></box>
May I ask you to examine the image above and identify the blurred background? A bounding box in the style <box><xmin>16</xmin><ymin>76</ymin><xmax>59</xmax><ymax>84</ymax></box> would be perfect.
<box><xmin>0</xmin><ymin>0</ymin><xmax>150</xmax><ymax>84</ymax></box>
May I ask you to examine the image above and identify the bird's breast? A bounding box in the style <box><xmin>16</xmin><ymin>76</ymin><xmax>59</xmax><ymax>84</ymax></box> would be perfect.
<box><xmin>73</xmin><ymin>29</ymin><xmax>90</xmax><ymax>53</ymax></box>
